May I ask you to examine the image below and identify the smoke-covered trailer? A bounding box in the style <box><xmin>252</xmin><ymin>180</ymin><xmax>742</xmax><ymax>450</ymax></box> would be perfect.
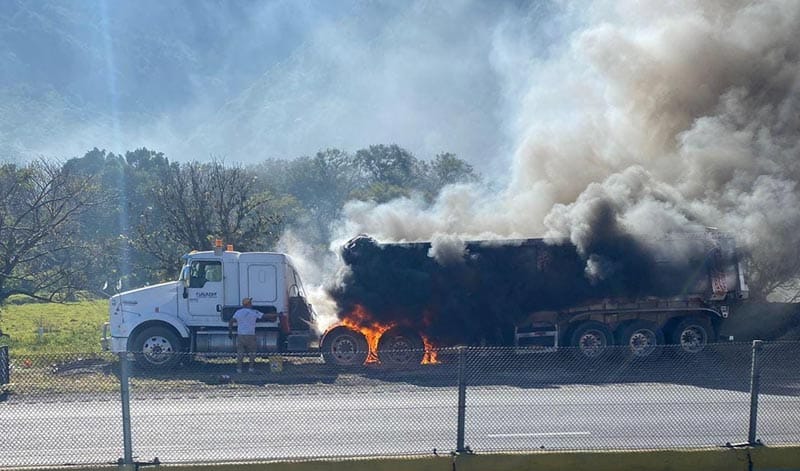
<box><xmin>320</xmin><ymin>230</ymin><xmax>749</xmax><ymax>366</ymax></box>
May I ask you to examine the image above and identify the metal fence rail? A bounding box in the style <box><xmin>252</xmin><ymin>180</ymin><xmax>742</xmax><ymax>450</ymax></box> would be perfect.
<box><xmin>1</xmin><ymin>341</ymin><xmax>799</xmax><ymax>468</ymax></box>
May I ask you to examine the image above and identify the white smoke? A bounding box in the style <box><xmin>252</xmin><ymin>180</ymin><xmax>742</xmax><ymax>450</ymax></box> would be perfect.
<box><xmin>276</xmin><ymin>230</ymin><xmax>340</xmax><ymax>333</ymax></box>
<box><xmin>428</xmin><ymin>234</ymin><xmax>467</xmax><ymax>266</ymax></box>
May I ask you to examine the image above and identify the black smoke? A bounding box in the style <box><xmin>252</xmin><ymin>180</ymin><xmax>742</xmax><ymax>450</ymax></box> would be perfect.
<box><xmin>328</xmin><ymin>226</ymin><xmax>719</xmax><ymax>346</ymax></box>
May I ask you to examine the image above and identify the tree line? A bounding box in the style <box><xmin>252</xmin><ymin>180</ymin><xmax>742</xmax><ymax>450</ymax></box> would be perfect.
<box><xmin>0</xmin><ymin>145</ymin><xmax>479</xmax><ymax>305</ymax></box>
<box><xmin>3</xmin><ymin>144</ymin><xmax>794</xmax><ymax>305</ymax></box>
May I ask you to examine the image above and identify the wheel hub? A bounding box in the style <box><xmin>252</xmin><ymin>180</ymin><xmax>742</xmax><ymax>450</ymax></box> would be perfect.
<box><xmin>142</xmin><ymin>336</ymin><xmax>174</xmax><ymax>364</ymax></box>
<box><xmin>332</xmin><ymin>336</ymin><xmax>359</xmax><ymax>364</ymax></box>
<box><xmin>381</xmin><ymin>337</ymin><xmax>416</xmax><ymax>364</ymax></box>
<box><xmin>679</xmin><ymin>326</ymin><xmax>705</xmax><ymax>353</ymax></box>
<box><xmin>628</xmin><ymin>330</ymin><xmax>656</xmax><ymax>357</ymax></box>
<box><xmin>578</xmin><ymin>331</ymin><xmax>606</xmax><ymax>358</ymax></box>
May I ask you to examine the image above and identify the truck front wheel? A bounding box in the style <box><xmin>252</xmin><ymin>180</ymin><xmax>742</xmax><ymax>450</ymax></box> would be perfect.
<box><xmin>321</xmin><ymin>326</ymin><xmax>369</xmax><ymax>367</ymax></box>
<box><xmin>377</xmin><ymin>327</ymin><xmax>424</xmax><ymax>367</ymax></box>
<box><xmin>130</xmin><ymin>326</ymin><xmax>183</xmax><ymax>370</ymax></box>
<box><xmin>569</xmin><ymin>321</ymin><xmax>613</xmax><ymax>360</ymax></box>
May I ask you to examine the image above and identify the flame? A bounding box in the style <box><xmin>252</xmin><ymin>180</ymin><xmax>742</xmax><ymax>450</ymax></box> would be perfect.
<box><xmin>339</xmin><ymin>304</ymin><xmax>440</xmax><ymax>365</ymax></box>
<box><xmin>421</xmin><ymin>309</ymin><xmax>439</xmax><ymax>364</ymax></box>
<box><xmin>421</xmin><ymin>336</ymin><xmax>438</xmax><ymax>364</ymax></box>
<box><xmin>340</xmin><ymin>304</ymin><xmax>395</xmax><ymax>363</ymax></box>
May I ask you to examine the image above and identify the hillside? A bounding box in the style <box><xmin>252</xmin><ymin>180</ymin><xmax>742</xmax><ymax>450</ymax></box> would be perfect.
<box><xmin>0</xmin><ymin>0</ymin><xmax>538</xmax><ymax>167</ymax></box>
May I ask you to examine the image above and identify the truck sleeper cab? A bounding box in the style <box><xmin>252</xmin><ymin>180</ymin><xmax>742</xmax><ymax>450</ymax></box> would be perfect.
<box><xmin>103</xmin><ymin>245</ymin><xmax>316</xmax><ymax>370</ymax></box>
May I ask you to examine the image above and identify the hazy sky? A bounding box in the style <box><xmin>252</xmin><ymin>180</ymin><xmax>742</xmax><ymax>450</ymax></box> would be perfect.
<box><xmin>0</xmin><ymin>0</ymin><xmax>569</xmax><ymax>180</ymax></box>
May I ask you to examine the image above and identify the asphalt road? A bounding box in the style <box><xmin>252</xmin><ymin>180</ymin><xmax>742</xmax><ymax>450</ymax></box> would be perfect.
<box><xmin>3</xmin><ymin>376</ymin><xmax>800</xmax><ymax>467</ymax></box>
<box><xmin>4</xmin><ymin>345</ymin><xmax>800</xmax><ymax>467</ymax></box>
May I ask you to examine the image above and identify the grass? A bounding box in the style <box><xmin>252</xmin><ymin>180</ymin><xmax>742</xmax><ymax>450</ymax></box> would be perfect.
<box><xmin>0</xmin><ymin>297</ymin><xmax>108</xmax><ymax>356</ymax></box>
<box><xmin>0</xmin><ymin>297</ymin><xmax>111</xmax><ymax>398</ymax></box>
<box><xmin>0</xmin><ymin>297</ymin><xmax>323</xmax><ymax>398</ymax></box>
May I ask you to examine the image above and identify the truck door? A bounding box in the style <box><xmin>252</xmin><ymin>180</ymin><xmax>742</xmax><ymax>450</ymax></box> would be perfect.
<box><xmin>186</xmin><ymin>260</ymin><xmax>224</xmax><ymax>323</ymax></box>
<box><xmin>243</xmin><ymin>263</ymin><xmax>278</xmax><ymax>306</ymax></box>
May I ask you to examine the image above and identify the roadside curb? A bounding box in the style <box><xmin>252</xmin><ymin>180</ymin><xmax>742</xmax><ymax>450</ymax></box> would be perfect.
<box><xmin>13</xmin><ymin>446</ymin><xmax>800</xmax><ymax>471</ymax></box>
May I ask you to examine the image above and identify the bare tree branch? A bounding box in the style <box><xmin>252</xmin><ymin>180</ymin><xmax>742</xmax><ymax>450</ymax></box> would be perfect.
<box><xmin>0</xmin><ymin>160</ymin><xmax>101</xmax><ymax>304</ymax></box>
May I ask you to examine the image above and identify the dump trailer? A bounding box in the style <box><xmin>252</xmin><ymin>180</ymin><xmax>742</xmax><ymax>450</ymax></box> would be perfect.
<box><xmin>102</xmin><ymin>241</ymin><xmax>316</xmax><ymax>369</ymax></box>
<box><xmin>319</xmin><ymin>230</ymin><xmax>750</xmax><ymax>366</ymax></box>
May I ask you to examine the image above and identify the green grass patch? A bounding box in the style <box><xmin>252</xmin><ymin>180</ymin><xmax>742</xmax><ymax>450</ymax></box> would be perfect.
<box><xmin>0</xmin><ymin>299</ymin><xmax>108</xmax><ymax>356</ymax></box>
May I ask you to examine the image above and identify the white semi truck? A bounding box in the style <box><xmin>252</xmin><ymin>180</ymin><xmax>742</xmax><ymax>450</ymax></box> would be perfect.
<box><xmin>102</xmin><ymin>241</ymin><xmax>319</xmax><ymax>369</ymax></box>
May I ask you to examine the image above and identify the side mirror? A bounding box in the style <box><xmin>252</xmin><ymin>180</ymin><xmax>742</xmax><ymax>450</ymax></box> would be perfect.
<box><xmin>182</xmin><ymin>286</ymin><xmax>188</xmax><ymax>299</ymax></box>
<box><xmin>181</xmin><ymin>266</ymin><xmax>191</xmax><ymax>287</ymax></box>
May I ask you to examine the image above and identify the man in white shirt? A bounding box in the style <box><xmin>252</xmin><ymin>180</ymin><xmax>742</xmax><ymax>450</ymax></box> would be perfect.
<box><xmin>228</xmin><ymin>297</ymin><xmax>264</xmax><ymax>373</ymax></box>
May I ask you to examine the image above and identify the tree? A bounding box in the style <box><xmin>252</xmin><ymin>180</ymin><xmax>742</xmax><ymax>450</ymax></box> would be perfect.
<box><xmin>353</xmin><ymin>144</ymin><xmax>422</xmax><ymax>202</ymax></box>
<box><xmin>0</xmin><ymin>160</ymin><xmax>98</xmax><ymax>304</ymax></box>
<box><xmin>350</xmin><ymin>145</ymin><xmax>481</xmax><ymax>203</ymax></box>
<box><xmin>280</xmin><ymin>148</ymin><xmax>361</xmax><ymax>243</ymax></box>
<box><xmin>355</xmin><ymin>144</ymin><xmax>419</xmax><ymax>185</ymax></box>
<box><xmin>62</xmin><ymin>147</ymin><xmax>181</xmax><ymax>291</ymax></box>
<box><xmin>430</xmin><ymin>152</ymin><xmax>479</xmax><ymax>187</ymax></box>
<box><xmin>134</xmin><ymin>159</ymin><xmax>297</xmax><ymax>274</ymax></box>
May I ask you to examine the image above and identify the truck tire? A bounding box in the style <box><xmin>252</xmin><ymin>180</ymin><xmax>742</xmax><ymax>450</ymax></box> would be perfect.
<box><xmin>569</xmin><ymin>321</ymin><xmax>613</xmax><ymax>360</ymax></box>
<box><xmin>618</xmin><ymin>320</ymin><xmax>664</xmax><ymax>360</ymax></box>
<box><xmin>321</xmin><ymin>326</ymin><xmax>369</xmax><ymax>367</ymax></box>
<box><xmin>377</xmin><ymin>327</ymin><xmax>425</xmax><ymax>367</ymax></box>
<box><xmin>670</xmin><ymin>316</ymin><xmax>713</xmax><ymax>355</ymax></box>
<box><xmin>129</xmin><ymin>326</ymin><xmax>183</xmax><ymax>370</ymax></box>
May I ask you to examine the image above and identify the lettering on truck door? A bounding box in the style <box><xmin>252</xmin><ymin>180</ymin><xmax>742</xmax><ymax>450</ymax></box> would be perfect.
<box><xmin>187</xmin><ymin>260</ymin><xmax>224</xmax><ymax>323</ymax></box>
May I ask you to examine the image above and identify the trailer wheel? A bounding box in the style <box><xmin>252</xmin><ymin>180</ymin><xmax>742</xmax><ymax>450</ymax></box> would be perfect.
<box><xmin>618</xmin><ymin>321</ymin><xmax>664</xmax><ymax>360</ymax></box>
<box><xmin>129</xmin><ymin>326</ymin><xmax>182</xmax><ymax>370</ymax></box>
<box><xmin>321</xmin><ymin>326</ymin><xmax>369</xmax><ymax>367</ymax></box>
<box><xmin>377</xmin><ymin>327</ymin><xmax>424</xmax><ymax>367</ymax></box>
<box><xmin>670</xmin><ymin>317</ymin><xmax>713</xmax><ymax>355</ymax></box>
<box><xmin>569</xmin><ymin>321</ymin><xmax>613</xmax><ymax>360</ymax></box>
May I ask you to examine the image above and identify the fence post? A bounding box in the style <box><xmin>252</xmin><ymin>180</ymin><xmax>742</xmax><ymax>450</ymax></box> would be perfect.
<box><xmin>747</xmin><ymin>340</ymin><xmax>763</xmax><ymax>446</ymax></box>
<box><xmin>119</xmin><ymin>352</ymin><xmax>134</xmax><ymax>467</ymax></box>
<box><xmin>0</xmin><ymin>346</ymin><xmax>9</xmax><ymax>386</ymax></box>
<box><xmin>456</xmin><ymin>346</ymin><xmax>467</xmax><ymax>453</ymax></box>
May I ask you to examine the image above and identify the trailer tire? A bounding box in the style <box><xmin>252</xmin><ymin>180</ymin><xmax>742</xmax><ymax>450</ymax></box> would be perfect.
<box><xmin>618</xmin><ymin>321</ymin><xmax>664</xmax><ymax>360</ymax></box>
<box><xmin>569</xmin><ymin>321</ymin><xmax>613</xmax><ymax>360</ymax></box>
<box><xmin>321</xmin><ymin>326</ymin><xmax>369</xmax><ymax>367</ymax></box>
<box><xmin>670</xmin><ymin>316</ymin><xmax>713</xmax><ymax>355</ymax></box>
<box><xmin>377</xmin><ymin>327</ymin><xmax>425</xmax><ymax>367</ymax></box>
<box><xmin>129</xmin><ymin>326</ymin><xmax>183</xmax><ymax>370</ymax></box>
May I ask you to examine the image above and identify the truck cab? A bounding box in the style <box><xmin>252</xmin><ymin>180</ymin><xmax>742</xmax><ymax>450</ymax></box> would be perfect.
<box><xmin>102</xmin><ymin>243</ymin><xmax>317</xmax><ymax>369</ymax></box>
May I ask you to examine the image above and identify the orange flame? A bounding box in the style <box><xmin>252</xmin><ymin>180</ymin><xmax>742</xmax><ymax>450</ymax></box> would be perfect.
<box><xmin>340</xmin><ymin>305</ymin><xmax>395</xmax><ymax>363</ymax></box>
<box><xmin>421</xmin><ymin>309</ymin><xmax>439</xmax><ymax>364</ymax></box>
<box><xmin>421</xmin><ymin>336</ymin><xmax>438</xmax><ymax>364</ymax></box>
<box><xmin>339</xmin><ymin>304</ymin><xmax>440</xmax><ymax>365</ymax></box>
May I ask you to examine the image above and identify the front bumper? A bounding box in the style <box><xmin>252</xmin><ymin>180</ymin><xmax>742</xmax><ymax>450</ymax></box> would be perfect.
<box><xmin>101</xmin><ymin>323</ymin><xmax>128</xmax><ymax>352</ymax></box>
<box><xmin>101</xmin><ymin>323</ymin><xmax>110</xmax><ymax>350</ymax></box>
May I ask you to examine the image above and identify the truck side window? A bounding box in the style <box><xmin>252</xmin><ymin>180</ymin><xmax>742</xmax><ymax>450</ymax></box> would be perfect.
<box><xmin>290</xmin><ymin>267</ymin><xmax>305</xmax><ymax>298</ymax></box>
<box><xmin>189</xmin><ymin>261</ymin><xmax>222</xmax><ymax>288</ymax></box>
<box><xmin>205</xmin><ymin>264</ymin><xmax>222</xmax><ymax>282</ymax></box>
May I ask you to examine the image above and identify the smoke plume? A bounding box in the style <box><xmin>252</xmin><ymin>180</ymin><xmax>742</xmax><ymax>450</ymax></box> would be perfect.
<box><xmin>325</xmin><ymin>0</ymin><xmax>800</xmax><ymax>335</ymax></box>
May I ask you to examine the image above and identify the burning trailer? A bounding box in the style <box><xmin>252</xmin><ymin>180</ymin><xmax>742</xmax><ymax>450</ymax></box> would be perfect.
<box><xmin>319</xmin><ymin>230</ymin><xmax>750</xmax><ymax>366</ymax></box>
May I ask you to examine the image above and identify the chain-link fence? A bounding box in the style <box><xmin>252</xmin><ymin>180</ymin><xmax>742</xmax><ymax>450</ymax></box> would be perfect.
<box><xmin>1</xmin><ymin>341</ymin><xmax>799</xmax><ymax>468</ymax></box>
